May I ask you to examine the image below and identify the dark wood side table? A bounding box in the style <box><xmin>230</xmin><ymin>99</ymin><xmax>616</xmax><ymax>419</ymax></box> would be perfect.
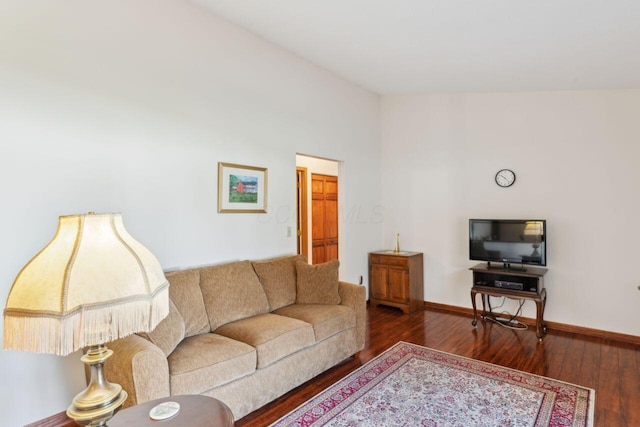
<box><xmin>109</xmin><ymin>395</ymin><xmax>234</xmax><ymax>427</ymax></box>
<box><xmin>27</xmin><ymin>395</ymin><xmax>234</xmax><ymax>427</ymax></box>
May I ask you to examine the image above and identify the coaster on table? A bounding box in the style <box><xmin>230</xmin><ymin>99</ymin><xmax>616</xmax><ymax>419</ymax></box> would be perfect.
<box><xmin>149</xmin><ymin>401</ymin><xmax>180</xmax><ymax>421</ymax></box>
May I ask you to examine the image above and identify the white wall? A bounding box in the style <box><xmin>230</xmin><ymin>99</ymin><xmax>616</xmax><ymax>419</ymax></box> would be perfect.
<box><xmin>381</xmin><ymin>90</ymin><xmax>640</xmax><ymax>336</ymax></box>
<box><xmin>0</xmin><ymin>1</ymin><xmax>381</xmax><ymax>425</ymax></box>
<box><xmin>296</xmin><ymin>154</ymin><xmax>340</xmax><ymax>177</ymax></box>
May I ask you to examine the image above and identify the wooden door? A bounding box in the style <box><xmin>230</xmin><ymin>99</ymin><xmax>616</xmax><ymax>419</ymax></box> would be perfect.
<box><xmin>311</xmin><ymin>174</ymin><xmax>338</xmax><ymax>264</ymax></box>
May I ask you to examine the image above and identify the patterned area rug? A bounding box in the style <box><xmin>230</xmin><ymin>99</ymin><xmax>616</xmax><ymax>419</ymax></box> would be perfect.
<box><xmin>271</xmin><ymin>342</ymin><xmax>594</xmax><ymax>427</ymax></box>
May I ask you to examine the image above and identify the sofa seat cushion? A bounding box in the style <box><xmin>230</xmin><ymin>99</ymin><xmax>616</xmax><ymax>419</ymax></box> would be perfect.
<box><xmin>273</xmin><ymin>304</ymin><xmax>356</xmax><ymax>343</ymax></box>
<box><xmin>168</xmin><ymin>333</ymin><xmax>256</xmax><ymax>396</ymax></box>
<box><xmin>215</xmin><ymin>313</ymin><xmax>315</xmax><ymax>369</ymax></box>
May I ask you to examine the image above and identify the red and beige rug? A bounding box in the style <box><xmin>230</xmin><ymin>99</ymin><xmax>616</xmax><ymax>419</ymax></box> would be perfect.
<box><xmin>271</xmin><ymin>341</ymin><xmax>594</xmax><ymax>427</ymax></box>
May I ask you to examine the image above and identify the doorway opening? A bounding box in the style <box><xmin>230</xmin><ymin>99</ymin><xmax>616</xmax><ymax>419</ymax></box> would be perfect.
<box><xmin>295</xmin><ymin>154</ymin><xmax>340</xmax><ymax>264</ymax></box>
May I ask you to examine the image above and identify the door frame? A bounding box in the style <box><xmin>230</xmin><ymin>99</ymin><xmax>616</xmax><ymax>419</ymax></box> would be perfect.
<box><xmin>296</xmin><ymin>167</ymin><xmax>309</xmax><ymax>261</ymax></box>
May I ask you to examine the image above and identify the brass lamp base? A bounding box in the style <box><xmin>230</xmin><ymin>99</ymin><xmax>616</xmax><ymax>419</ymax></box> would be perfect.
<box><xmin>66</xmin><ymin>344</ymin><xmax>128</xmax><ymax>426</ymax></box>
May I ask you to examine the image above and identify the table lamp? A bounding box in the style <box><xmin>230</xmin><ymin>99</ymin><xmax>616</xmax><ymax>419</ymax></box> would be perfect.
<box><xmin>3</xmin><ymin>212</ymin><xmax>169</xmax><ymax>426</ymax></box>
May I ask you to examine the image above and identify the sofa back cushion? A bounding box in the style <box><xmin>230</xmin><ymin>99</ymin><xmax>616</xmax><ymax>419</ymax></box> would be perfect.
<box><xmin>296</xmin><ymin>259</ymin><xmax>341</xmax><ymax>304</ymax></box>
<box><xmin>165</xmin><ymin>269</ymin><xmax>211</xmax><ymax>337</ymax></box>
<box><xmin>252</xmin><ymin>254</ymin><xmax>305</xmax><ymax>310</ymax></box>
<box><xmin>138</xmin><ymin>299</ymin><xmax>185</xmax><ymax>357</ymax></box>
<box><xmin>200</xmin><ymin>260</ymin><xmax>270</xmax><ymax>330</ymax></box>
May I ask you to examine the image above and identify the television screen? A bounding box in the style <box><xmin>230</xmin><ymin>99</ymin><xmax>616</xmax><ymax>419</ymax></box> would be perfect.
<box><xmin>469</xmin><ymin>219</ymin><xmax>546</xmax><ymax>266</ymax></box>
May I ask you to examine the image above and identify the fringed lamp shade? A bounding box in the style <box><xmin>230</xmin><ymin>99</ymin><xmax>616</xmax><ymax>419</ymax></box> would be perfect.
<box><xmin>3</xmin><ymin>212</ymin><xmax>169</xmax><ymax>356</ymax></box>
<box><xmin>3</xmin><ymin>213</ymin><xmax>169</xmax><ymax>426</ymax></box>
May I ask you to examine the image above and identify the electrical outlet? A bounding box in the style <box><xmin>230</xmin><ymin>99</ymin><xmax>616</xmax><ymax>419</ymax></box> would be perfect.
<box><xmin>286</xmin><ymin>226</ymin><xmax>292</xmax><ymax>238</ymax></box>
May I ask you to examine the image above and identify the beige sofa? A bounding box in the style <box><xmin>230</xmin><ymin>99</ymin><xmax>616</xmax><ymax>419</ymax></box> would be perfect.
<box><xmin>105</xmin><ymin>255</ymin><xmax>366</xmax><ymax>420</ymax></box>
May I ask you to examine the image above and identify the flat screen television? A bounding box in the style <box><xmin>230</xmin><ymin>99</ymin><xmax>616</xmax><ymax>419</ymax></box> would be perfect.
<box><xmin>469</xmin><ymin>219</ymin><xmax>546</xmax><ymax>268</ymax></box>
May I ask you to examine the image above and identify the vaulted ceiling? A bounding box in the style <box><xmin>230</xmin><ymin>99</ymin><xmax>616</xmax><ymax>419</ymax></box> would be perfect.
<box><xmin>192</xmin><ymin>0</ymin><xmax>640</xmax><ymax>94</ymax></box>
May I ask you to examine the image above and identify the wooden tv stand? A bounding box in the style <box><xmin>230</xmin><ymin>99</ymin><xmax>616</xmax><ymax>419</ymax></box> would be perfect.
<box><xmin>470</xmin><ymin>263</ymin><xmax>548</xmax><ymax>341</ymax></box>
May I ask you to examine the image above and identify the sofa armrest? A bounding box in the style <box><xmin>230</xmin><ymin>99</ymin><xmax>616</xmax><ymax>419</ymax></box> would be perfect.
<box><xmin>338</xmin><ymin>281</ymin><xmax>366</xmax><ymax>351</ymax></box>
<box><xmin>104</xmin><ymin>334</ymin><xmax>171</xmax><ymax>408</ymax></box>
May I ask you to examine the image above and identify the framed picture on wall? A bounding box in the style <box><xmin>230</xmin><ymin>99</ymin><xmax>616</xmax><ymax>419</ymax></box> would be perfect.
<box><xmin>218</xmin><ymin>162</ymin><xmax>268</xmax><ymax>213</ymax></box>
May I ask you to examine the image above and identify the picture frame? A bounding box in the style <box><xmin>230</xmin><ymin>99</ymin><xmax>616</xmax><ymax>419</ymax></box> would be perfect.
<box><xmin>218</xmin><ymin>162</ymin><xmax>268</xmax><ymax>213</ymax></box>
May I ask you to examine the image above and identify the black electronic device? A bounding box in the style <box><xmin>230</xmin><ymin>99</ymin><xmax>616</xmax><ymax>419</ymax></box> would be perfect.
<box><xmin>469</xmin><ymin>219</ymin><xmax>546</xmax><ymax>269</ymax></box>
<box><xmin>495</xmin><ymin>280</ymin><xmax>523</xmax><ymax>291</ymax></box>
<box><xmin>473</xmin><ymin>271</ymin><xmax>539</xmax><ymax>294</ymax></box>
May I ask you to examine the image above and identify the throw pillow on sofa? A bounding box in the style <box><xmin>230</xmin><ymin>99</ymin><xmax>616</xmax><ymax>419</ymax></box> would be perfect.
<box><xmin>200</xmin><ymin>260</ymin><xmax>271</xmax><ymax>330</ymax></box>
<box><xmin>165</xmin><ymin>268</ymin><xmax>210</xmax><ymax>337</ymax></box>
<box><xmin>252</xmin><ymin>254</ymin><xmax>305</xmax><ymax>310</ymax></box>
<box><xmin>295</xmin><ymin>259</ymin><xmax>341</xmax><ymax>305</ymax></box>
<box><xmin>138</xmin><ymin>299</ymin><xmax>185</xmax><ymax>357</ymax></box>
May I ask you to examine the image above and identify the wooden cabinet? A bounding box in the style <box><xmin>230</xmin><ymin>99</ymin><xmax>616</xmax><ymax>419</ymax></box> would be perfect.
<box><xmin>369</xmin><ymin>251</ymin><xmax>424</xmax><ymax>313</ymax></box>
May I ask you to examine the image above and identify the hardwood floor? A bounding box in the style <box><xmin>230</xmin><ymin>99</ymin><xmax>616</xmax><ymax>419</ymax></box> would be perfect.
<box><xmin>237</xmin><ymin>305</ymin><xmax>640</xmax><ymax>426</ymax></box>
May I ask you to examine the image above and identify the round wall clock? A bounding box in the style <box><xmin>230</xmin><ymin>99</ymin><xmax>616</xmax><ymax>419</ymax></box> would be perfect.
<box><xmin>495</xmin><ymin>169</ymin><xmax>516</xmax><ymax>187</ymax></box>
